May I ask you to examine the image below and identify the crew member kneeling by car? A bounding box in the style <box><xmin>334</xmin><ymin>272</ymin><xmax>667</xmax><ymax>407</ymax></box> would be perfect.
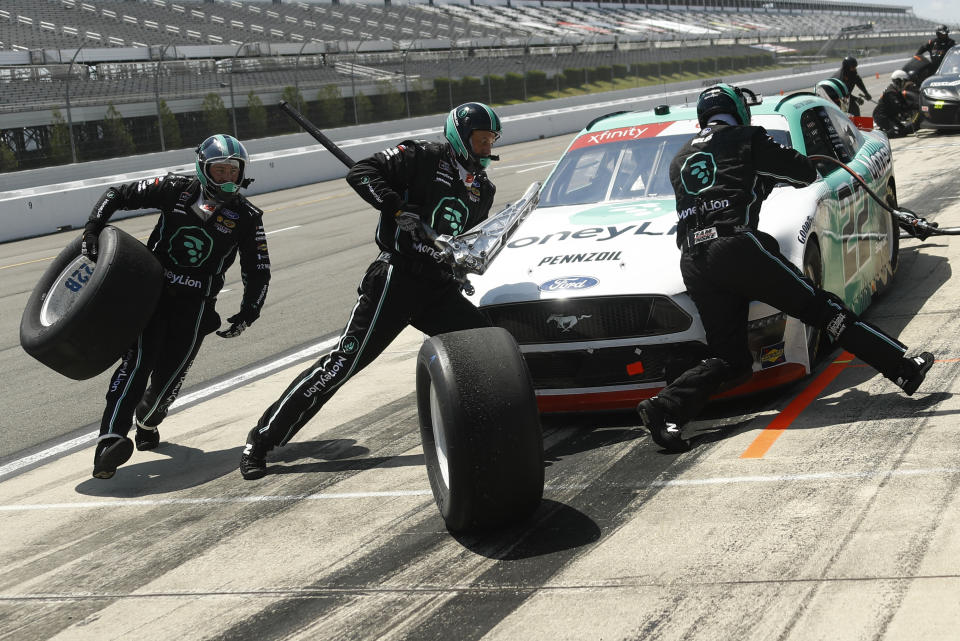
<box><xmin>636</xmin><ymin>84</ymin><xmax>935</xmax><ymax>453</ymax></box>
<box><xmin>84</xmin><ymin>134</ymin><xmax>270</xmax><ymax>479</ymax></box>
<box><xmin>239</xmin><ymin>102</ymin><xmax>501</xmax><ymax>480</ymax></box>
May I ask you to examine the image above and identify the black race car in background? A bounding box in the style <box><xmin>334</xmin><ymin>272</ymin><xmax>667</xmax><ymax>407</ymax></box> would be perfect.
<box><xmin>920</xmin><ymin>45</ymin><xmax>960</xmax><ymax>129</ymax></box>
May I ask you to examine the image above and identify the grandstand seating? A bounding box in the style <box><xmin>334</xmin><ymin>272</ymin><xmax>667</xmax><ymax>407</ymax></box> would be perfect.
<box><xmin>0</xmin><ymin>0</ymin><xmax>939</xmax><ymax>52</ymax></box>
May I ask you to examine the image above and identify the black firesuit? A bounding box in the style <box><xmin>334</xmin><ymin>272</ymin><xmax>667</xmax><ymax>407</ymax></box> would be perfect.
<box><xmin>656</xmin><ymin>121</ymin><xmax>911</xmax><ymax>425</ymax></box>
<box><xmin>873</xmin><ymin>82</ymin><xmax>915</xmax><ymax>137</ymax></box>
<box><xmin>87</xmin><ymin>174</ymin><xmax>270</xmax><ymax>438</ymax></box>
<box><xmin>250</xmin><ymin>140</ymin><xmax>493</xmax><ymax>449</ymax></box>
<box><xmin>917</xmin><ymin>36</ymin><xmax>956</xmax><ymax>72</ymax></box>
<box><xmin>837</xmin><ymin>66</ymin><xmax>870</xmax><ymax>116</ymax></box>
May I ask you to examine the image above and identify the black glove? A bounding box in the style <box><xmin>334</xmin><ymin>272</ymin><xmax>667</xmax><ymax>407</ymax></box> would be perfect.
<box><xmin>81</xmin><ymin>225</ymin><xmax>101</xmax><ymax>261</ymax></box>
<box><xmin>864</xmin><ymin>92</ymin><xmax>872</xmax><ymax>101</ymax></box>
<box><xmin>394</xmin><ymin>210</ymin><xmax>421</xmax><ymax>233</ymax></box>
<box><xmin>216</xmin><ymin>308</ymin><xmax>259</xmax><ymax>338</ymax></box>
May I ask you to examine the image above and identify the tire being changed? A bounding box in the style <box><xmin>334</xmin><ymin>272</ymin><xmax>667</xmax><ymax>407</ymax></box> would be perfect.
<box><xmin>19</xmin><ymin>226</ymin><xmax>163</xmax><ymax>380</ymax></box>
<box><xmin>416</xmin><ymin>327</ymin><xmax>544</xmax><ymax>532</ymax></box>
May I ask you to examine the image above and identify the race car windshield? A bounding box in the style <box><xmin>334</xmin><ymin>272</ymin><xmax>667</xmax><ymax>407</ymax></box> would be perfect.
<box><xmin>539</xmin><ymin>127</ymin><xmax>791</xmax><ymax>208</ymax></box>
<box><xmin>937</xmin><ymin>48</ymin><xmax>960</xmax><ymax>75</ymax></box>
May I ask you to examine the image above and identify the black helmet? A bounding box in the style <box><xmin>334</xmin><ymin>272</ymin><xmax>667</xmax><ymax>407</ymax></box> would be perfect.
<box><xmin>842</xmin><ymin>56</ymin><xmax>858</xmax><ymax>71</ymax></box>
<box><xmin>696</xmin><ymin>83</ymin><xmax>752</xmax><ymax>127</ymax></box>
<box><xmin>195</xmin><ymin>134</ymin><xmax>248</xmax><ymax>202</ymax></box>
<box><xmin>815</xmin><ymin>77</ymin><xmax>850</xmax><ymax>108</ymax></box>
<box><xmin>936</xmin><ymin>24</ymin><xmax>949</xmax><ymax>39</ymax></box>
<box><xmin>444</xmin><ymin>102</ymin><xmax>501</xmax><ymax>170</ymax></box>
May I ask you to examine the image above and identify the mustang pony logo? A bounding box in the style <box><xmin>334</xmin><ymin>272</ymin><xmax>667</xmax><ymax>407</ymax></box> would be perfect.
<box><xmin>547</xmin><ymin>314</ymin><xmax>592</xmax><ymax>332</ymax></box>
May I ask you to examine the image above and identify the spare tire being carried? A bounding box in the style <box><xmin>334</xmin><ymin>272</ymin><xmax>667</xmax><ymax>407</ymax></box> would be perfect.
<box><xmin>20</xmin><ymin>225</ymin><xmax>163</xmax><ymax>380</ymax></box>
<box><xmin>416</xmin><ymin>326</ymin><xmax>544</xmax><ymax>532</ymax></box>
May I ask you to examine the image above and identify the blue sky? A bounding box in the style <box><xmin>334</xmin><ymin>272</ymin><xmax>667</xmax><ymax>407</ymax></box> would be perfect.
<box><xmin>867</xmin><ymin>0</ymin><xmax>960</xmax><ymax>27</ymax></box>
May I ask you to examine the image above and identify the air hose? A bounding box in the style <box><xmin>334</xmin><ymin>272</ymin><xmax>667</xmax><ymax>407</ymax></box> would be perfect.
<box><xmin>807</xmin><ymin>154</ymin><xmax>960</xmax><ymax>239</ymax></box>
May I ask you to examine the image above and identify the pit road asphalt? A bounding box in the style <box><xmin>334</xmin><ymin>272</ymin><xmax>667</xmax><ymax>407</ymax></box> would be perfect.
<box><xmin>1</xmin><ymin>74</ymin><xmax>960</xmax><ymax>640</ymax></box>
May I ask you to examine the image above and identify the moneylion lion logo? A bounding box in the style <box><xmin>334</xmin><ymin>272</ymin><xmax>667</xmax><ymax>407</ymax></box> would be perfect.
<box><xmin>168</xmin><ymin>227</ymin><xmax>213</xmax><ymax>267</ymax></box>
<box><xmin>680</xmin><ymin>152</ymin><xmax>717</xmax><ymax>195</ymax></box>
<box><xmin>432</xmin><ymin>197</ymin><xmax>469</xmax><ymax>235</ymax></box>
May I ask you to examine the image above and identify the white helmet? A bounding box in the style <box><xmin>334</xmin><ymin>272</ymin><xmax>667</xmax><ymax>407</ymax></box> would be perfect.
<box><xmin>891</xmin><ymin>69</ymin><xmax>909</xmax><ymax>88</ymax></box>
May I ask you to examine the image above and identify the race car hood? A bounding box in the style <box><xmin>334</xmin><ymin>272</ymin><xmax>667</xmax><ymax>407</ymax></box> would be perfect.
<box><xmin>467</xmin><ymin>183</ymin><xmax>826</xmax><ymax>308</ymax></box>
<box><xmin>467</xmin><ymin>198</ymin><xmax>684</xmax><ymax>306</ymax></box>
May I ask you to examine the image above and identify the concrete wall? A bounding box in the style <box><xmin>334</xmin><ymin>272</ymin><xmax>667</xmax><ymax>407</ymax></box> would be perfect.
<box><xmin>0</xmin><ymin>91</ymin><xmax>656</xmax><ymax>242</ymax></box>
<box><xmin>0</xmin><ymin>55</ymin><xmax>903</xmax><ymax>244</ymax></box>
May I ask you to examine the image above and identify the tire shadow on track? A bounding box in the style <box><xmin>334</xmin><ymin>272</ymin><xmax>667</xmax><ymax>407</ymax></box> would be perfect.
<box><xmin>451</xmin><ymin>499</ymin><xmax>602</xmax><ymax>561</ymax></box>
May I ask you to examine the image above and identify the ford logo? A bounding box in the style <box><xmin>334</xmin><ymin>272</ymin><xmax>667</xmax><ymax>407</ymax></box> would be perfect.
<box><xmin>539</xmin><ymin>276</ymin><xmax>600</xmax><ymax>292</ymax></box>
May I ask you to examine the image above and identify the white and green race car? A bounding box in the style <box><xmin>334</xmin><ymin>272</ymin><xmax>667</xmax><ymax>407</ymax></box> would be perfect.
<box><xmin>465</xmin><ymin>92</ymin><xmax>900</xmax><ymax>412</ymax></box>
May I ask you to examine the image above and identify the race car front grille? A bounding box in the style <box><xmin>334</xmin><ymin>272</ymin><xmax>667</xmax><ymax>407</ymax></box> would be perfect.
<box><xmin>523</xmin><ymin>341</ymin><xmax>709</xmax><ymax>388</ymax></box>
<box><xmin>483</xmin><ymin>295</ymin><xmax>692</xmax><ymax>344</ymax></box>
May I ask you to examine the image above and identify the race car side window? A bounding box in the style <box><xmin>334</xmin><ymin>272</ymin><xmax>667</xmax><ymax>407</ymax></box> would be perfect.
<box><xmin>824</xmin><ymin>108</ymin><xmax>861</xmax><ymax>161</ymax></box>
<box><xmin>800</xmin><ymin>109</ymin><xmax>835</xmax><ymax>160</ymax></box>
<box><xmin>799</xmin><ymin>106</ymin><xmax>857</xmax><ymax>168</ymax></box>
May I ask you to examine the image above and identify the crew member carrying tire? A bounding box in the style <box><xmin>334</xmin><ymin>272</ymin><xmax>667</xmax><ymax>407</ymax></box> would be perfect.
<box><xmin>86</xmin><ymin>134</ymin><xmax>270</xmax><ymax>479</ymax></box>
<box><xmin>239</xmin><ymin>102</ymin><xmax>502</xmax><ymax>480</ymax></box>
<box><xmin>636</xmin><ymin>84</ymin><xmax>935</xmax><ymax>453</ymax></box>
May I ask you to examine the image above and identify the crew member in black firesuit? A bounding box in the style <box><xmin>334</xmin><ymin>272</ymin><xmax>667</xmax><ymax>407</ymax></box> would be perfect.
<box><xmin>636</xmin><ymin>84</ymin><xmax>935</xmax><ymax>453</ymax></box>
<box><xmin>873</xmin><ymin>70</ymin><xmax>917</xmax><ymax>138</ymax></box>
<box><xmin>83</xmin><ymin>134</ymin><xmax>270</xmax><ymax>479</ymax></box>
<box><xmin>916</xmin><ymin>25</ymin><xmax>956</xmax><ymax>73</ymax></box>
<box><xmin>836</xmin><ymin>56</ymin><xmax>871</xmax><ymax>116</ymax></box>
<box><xmin>238</xmin><ymin>102</ymin><xmax>501</xmax><ymax>480</ymax></box>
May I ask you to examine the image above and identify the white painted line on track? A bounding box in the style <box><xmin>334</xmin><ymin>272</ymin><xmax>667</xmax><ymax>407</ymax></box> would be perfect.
<box><xmin>0</xmin><ymin>337</ymin><xmax>338</xmax><ymax>479</ymax></box>
<box><xmin>3</xmin><ymin>467</ymin><xmax>959</xmax><ymax>511</ymax></box>
<box><xmin>649</xmin><ymin>467</ymin><xmax>960</xmax><ymax>486</ymax></box>
<box><xmin>0</xmin><ymin>489</ymin><xmax>433</xmax><ymax>512</ymax></box>
<box><xmin>517</xmin><ymin>162</ymin><xmax>556</xmax><ymax>174</ymax></box>
<box><xmin>266</xmin><ymin>225</ymin><xmax>302</xmax><ymax>235</ymax></box>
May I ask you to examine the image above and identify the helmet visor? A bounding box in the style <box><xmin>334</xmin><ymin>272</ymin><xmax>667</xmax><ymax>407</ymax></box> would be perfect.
<box><xmin>207</xmin><ymin>159</ymin><xmax>241</xmax><ymax>185</ymax></box>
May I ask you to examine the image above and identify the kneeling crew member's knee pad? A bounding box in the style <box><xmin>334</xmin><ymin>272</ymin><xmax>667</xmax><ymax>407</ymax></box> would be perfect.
<box><xmin>814</xmin><ymin>292</ymin><xmax>906</xmax><ymax>378</ymax></box>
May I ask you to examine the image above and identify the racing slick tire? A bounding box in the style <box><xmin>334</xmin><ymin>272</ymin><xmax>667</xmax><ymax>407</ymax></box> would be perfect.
<box><xmin>416</xmin><ymin>327</ymin><xmax>544</xmax><ymax>532</ymax></box>
<box><xmin>19</xmin><ymin>226</ymin><xmax>163</xmax><ymax>380</ymax></box>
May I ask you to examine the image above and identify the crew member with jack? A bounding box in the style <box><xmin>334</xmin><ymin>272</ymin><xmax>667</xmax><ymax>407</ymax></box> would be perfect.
<box><xmin>239</xmin><ymin>102</ymin><xmax>503</xmax><ymax>479</ymax></box>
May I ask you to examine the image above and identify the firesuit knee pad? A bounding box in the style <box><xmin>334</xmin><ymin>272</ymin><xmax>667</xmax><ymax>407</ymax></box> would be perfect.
<box><xmin>811</xmin><ymin>293</ymin><xmax>906</xmax><ymax>376</ymax></box>
<box><xmin>805</xmin><ymin>291</ymin><xmax>855</xmax><ymax>343</ymax></box>
<box><xmin>658</xmin><ymin>357</ymin><xmax>742</xmax><ymax>424</ymax></box>
<box><xmin>670</xmin><ymin>357</ymin><xmax>740</xmax><ymax>399</ymax></box>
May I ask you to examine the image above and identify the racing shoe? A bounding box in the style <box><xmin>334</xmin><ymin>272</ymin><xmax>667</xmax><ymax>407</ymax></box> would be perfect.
<box><xmin>239</xmin><ymin>427</ymin><xmax>269</xmax><ymax>480</ymax></box>
<box><xmin>134</xmin><ymin>420</ymin><xmax>160</xmax><ymax>451</ymax></box>
<box><xmin>895</xmin><ymin>351</ymin><xmax>935</xmax><ymax>396</ymax></box>
<box><xmin>637</xmin><ymin>399</ymin><xmax>691</xmax><ymax>453</ymax></box>
<box><xmin>92</xmin><ymin>435</ymin><xmax>134</xmax><ymax>479</ymax></box>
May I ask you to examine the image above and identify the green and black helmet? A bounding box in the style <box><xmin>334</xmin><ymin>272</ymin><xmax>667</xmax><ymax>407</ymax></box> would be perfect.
<box><xmin>815</xmin><ymin>77</ymin><xmax>850</xmax><ymax>108</ymax></box>
<box><xmin>444</xmin><ymin>102</ymin><xmax>501</xmax><ymax>169</ymax></box>
<box><xmin>696</xmin><ymin>84</ymin><xmax>752</xmax><ymax>127</ymax></box>
<box><xmin>195</xmin><ymin>134</ymin><xmax>249</xmax><ymax>202</ymax></box>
